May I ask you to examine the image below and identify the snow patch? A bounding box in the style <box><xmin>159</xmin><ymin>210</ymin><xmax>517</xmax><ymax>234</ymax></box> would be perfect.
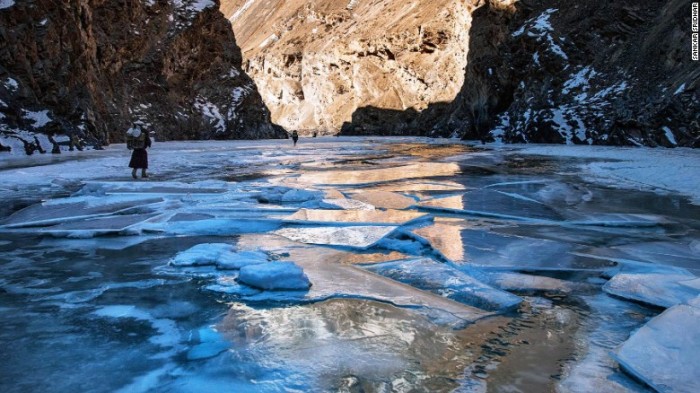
<box><xmin>661</xmin><ymin>126</ymin><xmax>677</xmax><ymax>146</ymax></box>
<box><xmin>0</xmin><ymin>0</ymin><xmax>14</xmax><ymax>10</ymax></box>
<box><xmin>229</xmin><ymin>0</ymin><xmax>255</xmax><ymax>22</ymax></box>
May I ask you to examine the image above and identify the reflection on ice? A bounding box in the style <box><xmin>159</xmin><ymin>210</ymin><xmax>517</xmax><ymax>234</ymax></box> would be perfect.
<box><xmin>297</xmin><ymin>162</ymin><xmax>460</xmax><ymax>186</ymax></box>
<box><xmin>273</xmin><ymin>226</ymin><xmax>397</xmax><ymax>249</ymax></box>
<box><xmin>284</xmin><ymin>208</ymin><xmax>429</xmax><ymax>226</ymax></box>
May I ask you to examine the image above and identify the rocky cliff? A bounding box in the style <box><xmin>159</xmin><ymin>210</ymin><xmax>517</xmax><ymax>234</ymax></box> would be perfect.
<box><xmin>441</xmin><ymin>0</ymin><xmax>699</xmax><ymax>147</ymax></box>
<box><xmin>221</xmin><ymin>0</ymin><xmax>472</xmax><ymax>134</ymax></box>
<box><xmin>223</xmin><ymin>0</ymin><xmax>698</xmax><ymax>146</ymax></box>
<box><xmin>0</xmin><ymin>0</ymin><xmax>285</xmax><ymax>151</ymax></box>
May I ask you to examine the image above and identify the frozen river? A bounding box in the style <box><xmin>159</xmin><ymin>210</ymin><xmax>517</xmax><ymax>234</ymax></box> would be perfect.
<box><xmin>1</xmin><ymin>138</ymin><xmax>699</xmax><ymax>392</ymax></box>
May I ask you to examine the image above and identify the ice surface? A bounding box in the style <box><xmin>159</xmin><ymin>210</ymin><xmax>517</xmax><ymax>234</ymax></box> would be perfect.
<box><xmin>297</xmin><ymin>162</ymin><xmax>460</xmax><ymax>186</ymax></box>
<box><xmin>273</xmin><ymin>226</ymin><xmax>397</xmax><ymax>249</ymax></box>
<box><xmin>284</xmin><ymin>209</ymin><xmax>429</xmax><ymax>226</ymax></box>
<box><xmin>484</xmin><ymin>272</ymin><xmax>595</xmax><ymax>295</ymax></box>
<box><xmin>363</xmin><ymin>258</ymin><xmax>522</xmax><ymax>312</ymax></box>
<box><xmin>349</xmin><ymin>191</ymin><xmax>416</xmax><ymax>209</ymax></box>
<box><xmin>613</xmin><ymin>298</ymin><xmax>700</xmax><ymax>393</ymax></box>
<box><xmin>0</xmin><ymin>196</ymin><xmax>163</xmax><ymax>228</ymax></box>
<box><xmin>238</xmin><ymin>262</ymin><xmax>311</xmax><ymax>290</ymax></box>
<box><xmin>319</xmin><ymin>198</ymin><xmax>375</xmax><ymax>211</ymax></box>
<box><xmin>92</xmin><ymin>305</ymin><xmax>181</xmax><ymax>349</ymax></box>
<box><xmin>187</xmin><ymin>328</ymin><xmax>230</xmax><ymax>361</ymax></box>
<box><xmin>603</xmin><ymin>269</ymin><xmax>699</xmax><ymax>308</ymax></box>
<box><xmin>170</xmin><ymin>243</ymin><xmax>268</xmax><ymax>269</ymax></box>
<box><xmin>419</xmin><ymin>189</ymin><xmax>562</xmax><ymax>222</ymax></box>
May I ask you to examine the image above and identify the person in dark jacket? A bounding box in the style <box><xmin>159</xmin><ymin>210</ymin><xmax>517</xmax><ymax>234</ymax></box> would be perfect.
<box><xmin>126</xmin><ymin>123</ymin><xmax>152</xmax><ymax>179</ymax></box>
<box><xmin>291</xmin><ymin>130</ymin><xmax>299</xmax><ymax>146</ymax></box>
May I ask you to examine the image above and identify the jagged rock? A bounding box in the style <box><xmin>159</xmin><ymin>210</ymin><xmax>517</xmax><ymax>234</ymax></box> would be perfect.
<box><xmin>0</xmin><ymin>0</ymin><xmax>285</xmax><ymax>144</ymax></box>
<box><xmin>221</xmin><ymin>0</ymin><xmax>471</xmax><ymax>134</ymax></box>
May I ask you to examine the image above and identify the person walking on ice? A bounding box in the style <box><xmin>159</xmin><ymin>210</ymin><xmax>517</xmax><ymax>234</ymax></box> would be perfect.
<box><xmin>291</xmin><ymin>130</ymin><xmax>299</xmax><ymax>147</ymax></box>
<box><xmin>126</xmin><ymin>122</ymin><xmax>152</xmax><ymax>179</ymax></box>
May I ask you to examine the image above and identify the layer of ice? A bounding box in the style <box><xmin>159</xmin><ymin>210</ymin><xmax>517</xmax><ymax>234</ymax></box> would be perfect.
<box><xmin>319</xmin><ymin>198</ymin><xmax>375</xmax><ymax>211</ymax></box>
<box><xmin>603</xmin><ymin>269</ymin><xmax>699</xmax><ymax>308</ymax></box>
<box><xmin>283</xmin><ymin>209</ymin><xmax>429</xmax><ymax>226</ymax></box>
<box><xmin>186</xmin><ymin>328</ymin><xmax>230</xmax><ymax>361</ymax></box>
<box><xmin>170</xmin><ymin>243</ymin><xmax>268</xmax><ymax>270</ymax></box>
<box><xmin>363</xmin><ymin>258</ymin><xmax>522</xmax><ymax>312</ymax></box>
<box><xmin>613</xmin><ymin>298</ymin><xmax>700</xmax><ymax>393</ymax></box>
<box><xmin>238</xmin><ymin>262</ymin><xmax>311</xmax><ymax>290</ymax></box>
<box><xmin>419</xmin><ymin>189</ymin><xmax>562</xmax><ymax>222</ymax></box>
<box><xmin>273</xmin><ymin>226</ymin><xmax>397</xmax><ymax>249</ymax></box>
<box><xmin>349</xmin><ymin>191</ymin><xmax>416</xmax><ymax>209</ymax></box>
<box><xmin>297</xmin><ymin>162</ymin><xmax>460</xmax><ymax>186</ymax></box>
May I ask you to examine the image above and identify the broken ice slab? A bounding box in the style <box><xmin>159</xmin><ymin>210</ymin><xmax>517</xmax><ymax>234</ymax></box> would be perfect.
<box><xmin>454</xmin><ymin>229</ymin><xmax>611</xmax><ymax>271</ymax></box>
<box><xmin>232</xmin><ymin>234</ymin><xmax>494</xmax><ymax>325</ymax></box>
<box><xmin>363</xmin><ymin>258</ymin><xmax>522</xmax><ymax>312</ymax></box>
<box><xmin>419</xmin><ymin>189</ymin><xmax>562</xmax><ymax>222</ymax></box>
<box><xmin>484</xmin><ymin>272</ymin><xmax>596</xmax><ymax>295</ymax></box>
<box><xmin>369</xmin><ymin>180</ymin><xmax>467</xmax><ymax>193</ymax></box>
<box><xmin>138</xmin><ymin>218</ymin><xmax>283</xmax><ymax>236</ymax></box>
<box><xmin>238</xmin><ymin>262</ymin><xmax>311</xmax><ymax>290</ymax></box>
<box><xmin>319</xmin><ymin>198</ymin><xmax>375</xmax><ymax>211</ymax></box>
<box><xmin>273</xmin><ymin>226</ymin><xmax>397</xmax><ymax>249</ymax></box>
<box><xmin>609</xmin><ymin>238</ymin><xmax>700</xmax><ymax>272</ymax></box>
<box><xmin>348</xmin><ymin>191</ymin><xmax>416</xmax><ymax>210</ymax></box>
<box><xmin>283</xmin><ymin>209</ymin><xmax>429</xmax><ymax>226</ymax></box>
<box><xmin>612</xmin><ymin>297</ymin><xmax>700</xmax><ymax>393</ymax></box>
<box><xmin>603</xmin><ymin>267</ymin><xmax>699</xmax><ymax>308</ymax></box>
<box><xmin>170</xmin><ymin>243</ymin><xmax>268</xmax><ymax>270</ymax></box>
<box><xmin>297</xmin><ymin>162</ymin><xmax>461</xmax><ymax>186</ymax></box>
<box><xmin>23</xmin><ymin>213</ymin><xmax>159</xmax><ymax>237</ymax></box>
<box><xmin>0</xmin><ymin>195</ymin><xmax>163</xmax><ymax>228</ymax></box>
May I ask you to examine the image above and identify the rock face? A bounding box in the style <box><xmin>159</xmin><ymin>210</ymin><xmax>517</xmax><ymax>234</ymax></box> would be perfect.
<box><xmin>0</xmin><ymin>0</ymin><xmax>285</xmax><ymax>146</ymax></box>
<box><xmin>446</xmin><ymin>0</ymin><xmax>700</xmax><ymax>147</ymax></box>
<box><xmin>341</xmin><ymin>0</ymin><xmax>699</xmax><ymax>147</ymax></box>
<box><xmin>221</xmin><ymin>0</ymin><xmax>472</xmax><ymax>134</ymax></box>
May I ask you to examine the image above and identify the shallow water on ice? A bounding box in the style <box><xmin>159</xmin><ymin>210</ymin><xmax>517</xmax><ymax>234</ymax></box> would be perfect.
<box><xmin>1</xmin><ymin>138</ymin><xmax>699</xmax><ymax>392</ymax></box>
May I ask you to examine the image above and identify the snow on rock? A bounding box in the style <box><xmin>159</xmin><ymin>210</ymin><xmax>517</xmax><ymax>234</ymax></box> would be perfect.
<box><xmin>170</xmin><ymin>243</ymin><xmax>268</xmax><ymax>269</ymax></box>
<box><xmin>512</xmin><ymin>8</ymin><xmax>568</xmax><ymax>60</ymax></box>
<box><xmin>612</xmin><ymin>297</ymin><xmax>700</xmax><ymax>393</ymax></box>
<box><xmin>193</xmin><ymin>97</ymin><xmax>225</xmax><ymax>133</ymax></box>
<box><xmin>273</xmin><ymin>226</ymin><xmax>397</xmax><ymax>249</ymax></box>
<box><xmin>603</xmin><ymin>269</ymin><xmax>699</xmax><ymax>309</ymax></box>
<box><xmin>23</xmin><ymin>109</ymin><xmax>52</xmax><ymax>128</ymax></box>
<box><xmin>238</xmin><ymin>261</ymin><xmax>311</xmax><ymax>291</ymax></box>
<box><xmin>363</xmin><ymin>258</ymin><xmax>522</xmax><ymax>312</ymax></box>
<box><xmin>0</xmin><ymin>0</ymin><xmax>14</xmax><ymax>10</ymax></box>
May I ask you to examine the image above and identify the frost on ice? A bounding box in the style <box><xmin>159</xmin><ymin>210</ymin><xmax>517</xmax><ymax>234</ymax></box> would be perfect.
<box><xmin>238</xmin><ymin>262</ymin><xmax>311</xmax><ymax>291</ymax></box>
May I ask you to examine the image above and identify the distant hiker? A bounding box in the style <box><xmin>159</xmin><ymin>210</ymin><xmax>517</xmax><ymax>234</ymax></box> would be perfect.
<box><xmin>126</xmin><ymin>123</ymin><xmax>152</xmax><ymax>179</ymax></box>
<box><xmin>292</xmin><ymin>130</ymin><xmax>299</xmax><ymax>146</ymax></box>
<box><xmin>34</xmin><ymin>136</ymin><xmax>46</xmax><ymax>154</ymax></box>
<box><xmin>48</xmin><ymin>134</ymin><xmax>61</xmax><ymax>154</ymax></box>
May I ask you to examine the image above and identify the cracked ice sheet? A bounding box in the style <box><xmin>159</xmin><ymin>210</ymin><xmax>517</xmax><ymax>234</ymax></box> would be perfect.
<box><xmin>509</xmin><ymin>145</ymin><xmax>700</xmax><ymax>205</ymax></box>
<box><xmin>230</xmin><ymin>234</ymin><xmax>493</xmax><ymax>325</ymax></box>
<box><xmin>363</xmin><ymin>258</ymin><xmax>522</xmax><ymax>312</ymax></box>
<box><xmin>419</xmin><ymin>189</ymin><xmax>563</xmax><ymax>222</ymax></box>
<box><xmin>612</xmin><ymin>297</ymin><xmax>700</xmax><ymax>393</ymax></box>
<box><xmin>273</xmin><ymin>226</ymin><xmax>397</xmax><ymax>249</ymax></box>
<box><xmin>428</xmin><ymin>227</ymin><xmax>611</xmax><ymax>271</ymax></box>
<box><xmin>0</xmin><ymin>195</ymin><xmax>164</xmax><ymax>228</ymax></box>
<box><xmin>603</xmin><ymin>267</ymin><xmax>699</xmax><ymax>309</ymax></box>
<box><xmin>283</xmin><ymin>209</ymin><xmax>429</xmax><ymax>226</ymax></box>
<box><xmin>347</xmin><ymin>190</ymin><xmax>417</xmax><ymax>210</ymax></box>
